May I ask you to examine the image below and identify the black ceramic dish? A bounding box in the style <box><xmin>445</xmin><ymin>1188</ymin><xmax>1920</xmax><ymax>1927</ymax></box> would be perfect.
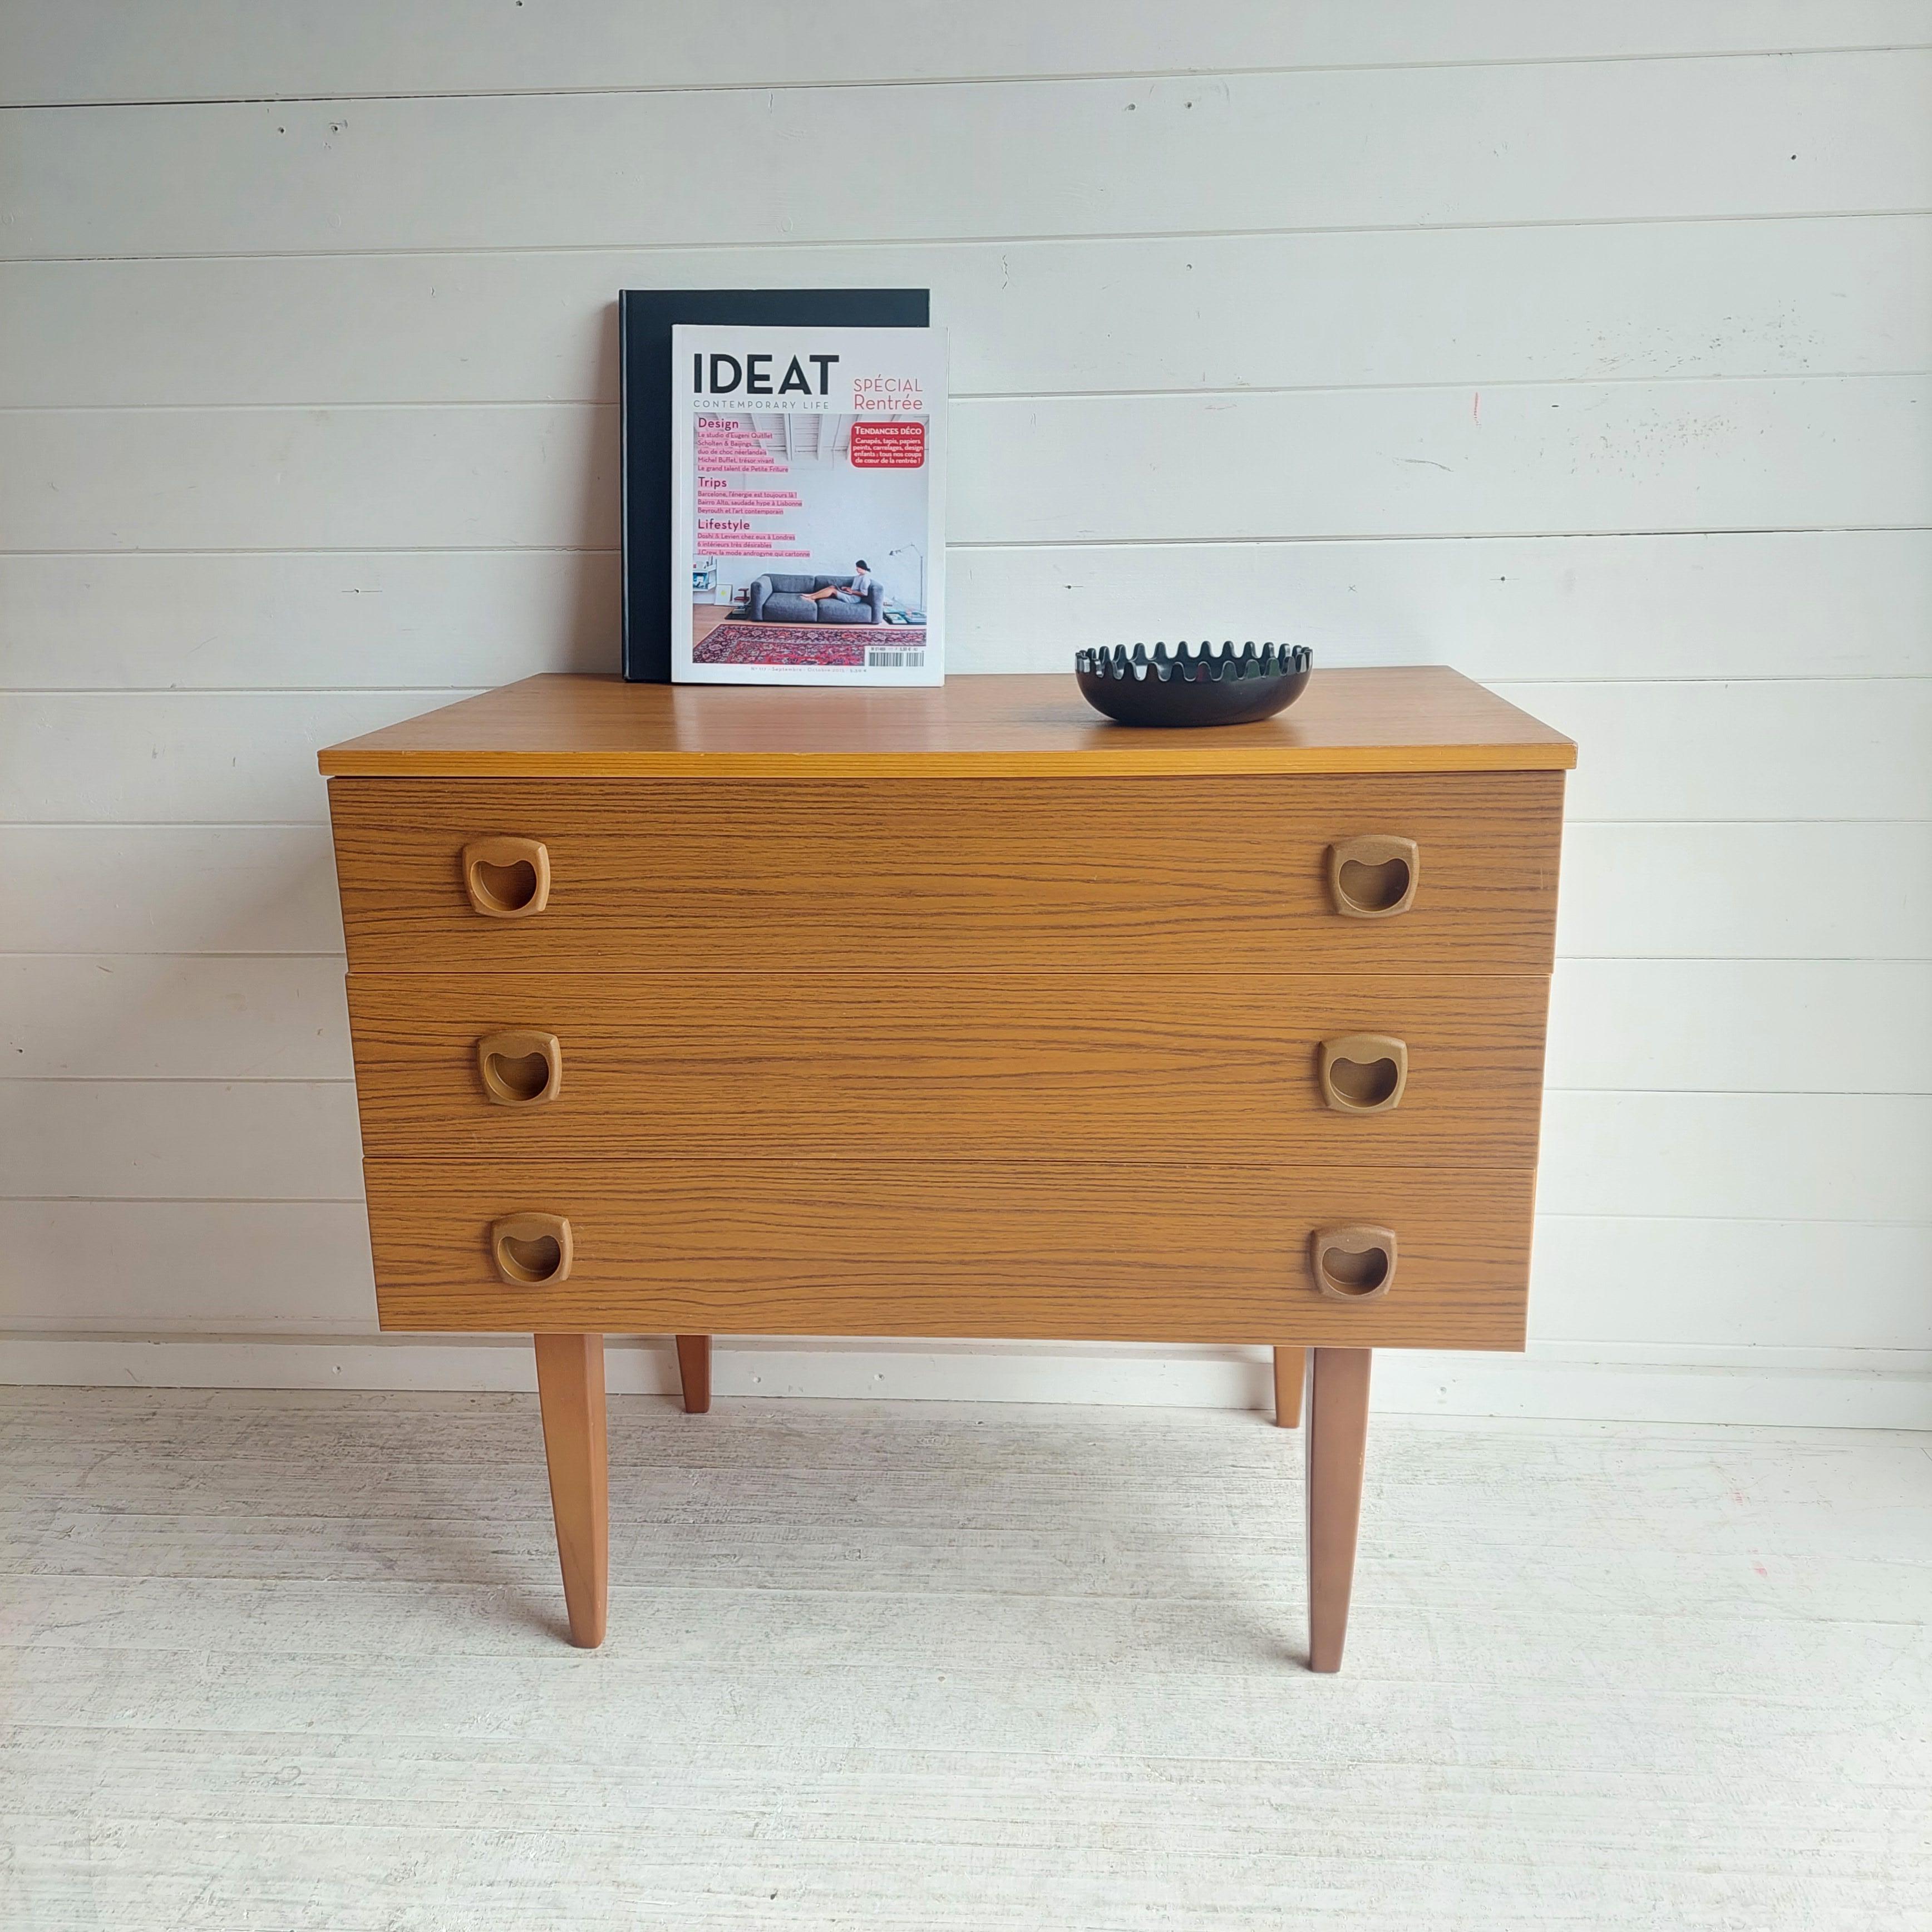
<box><xmin>1075</xmin><ymin>642</ymin><xmax>1313</xmax><ymax>728</ymax></box>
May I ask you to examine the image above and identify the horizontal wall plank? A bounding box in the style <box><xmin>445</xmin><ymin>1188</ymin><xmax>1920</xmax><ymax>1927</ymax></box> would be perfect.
<box><xmin>0</xmin><ymin>692</ymin><xmax>478</xmax><ymax>824</ymax></box>
<box><xmin>5</xmin><ymin>55</ymin><xmax>1930</xmax><ymax>260</ymax></box>
<box><xmin>6</xmin><ymin>956</ymin><xmax>1925</xmax><ymax>1095</ymax></box>
<box><xmin>7</xmin><ymin>2</ymin><xmax>1928</xmax><ymax>105</ymax></box>
<box><xmin>7</xmin><ymin>216</ymin><xmax>1929</xmax><ymax>408</ymax></box>
<box><xmin>6</xmin><ymin>822</ymin><xmax>1927</xmax><ymax>961</ymax></box>
<box><xmin>0</xmin><ymin>550</ymin><xmax>618</xmax><ymax>691</ymax></box>
<box><xmin>6</xmin><ymin>532</ymin><xmax>1929</xmax><ymax>691</ymax></box>
<box><xmin>4</xmin><ymin>1349</ymin><xmax>1925</xmax><ymax>1441</ymax></box>
<box><xmin>1496</xmin><ymin>680</ymin><xmax>1932</xmax><ymax>822</ymax></box>
<box><xmin>2</xmin><ymin>1078</ymin><xmax>1923</xmax><ymax>1226</ymax></box>
<box><xmin>7</xmin><ymin>680</ymin><xmax>1928</xmax><ymax>824</ymax></box>
<box><xmin>945</xmin><ymin>531</ymin><xmax>1932</xmax><ymax>681</ymax></box>
<box><xmin>1546</xmin><ymin>960</ymin><xmax>1932</xmax><ymax>1095</ymax></box>
<box><xmin>0</xmin><ymin>958</ymin><xmax>353</xmax><ymax>1080</ymax></box>
<box><xmin>0</xmin><ymin>827</ymin><xmax>342</xmax><ymax>954</ymax></box>
<box><xmin>1556</xmin><ymin>822</ymin><xmax>1932</xmax><ymax>960</ymax></box>
<box><xmin>1530</xmin><ymin>1216</ymin><xmax>1932</xmax><ymax>1352</ymax></box>
<box><xmin>6</xmin><ymin>380</ymin><xmax>1925</xmax><ymax>554</ymax></box>
<box><xmin>0</xmin><ymin>406</ymin><xmax>620</xmax><ymax>553</ymax></box>
<box><xmin>1538</xmin><ymin>1091</ymin><xmax>1932</xmax><ymax>1223</ymax></box>
<box><xmin>0</xmin><ymin>1081</ymin><xmax>363</xmax><ymax>1200</ymax></box>
<box><xmin>966</xmin><ymin>379</ymin><xmax>1932</xmax><ymax>546</ymax></box>
<box><xmin>3</xmin><ymin>1334</ymin><xmax>1927</xmax><ymax>1426</ymax></box>
<box><xmin>0</xmin><ymin>1201</ymin><xmax>374</xmax><ymax>1329</ymax></box>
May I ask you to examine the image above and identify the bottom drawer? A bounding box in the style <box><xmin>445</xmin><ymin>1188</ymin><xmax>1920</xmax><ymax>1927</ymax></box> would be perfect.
<box><xmin>363</xmin><ymin>1157</ymin><xmax>1535</xmax><ymax>1349</ymax></box>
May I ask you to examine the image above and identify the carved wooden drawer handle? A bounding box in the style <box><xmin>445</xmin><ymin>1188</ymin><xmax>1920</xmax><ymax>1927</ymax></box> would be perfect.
<box><xmin>477</xmin><ymin>1030</ymin><xmax>563</xmax><ymax>1107</ymax></box>
<box><xmin>1327</xmin><ymin>836</ymin><xmax>1419</xmax><ymax>918</ymax></box>
<box><xmin>1318</xmin><ymin>1034</ymin><xmax>1408</xmax><ymax>1113</ymax></box>
<box><xmin>1309</xmin><ymin>1225</ymin><xmax>1397</xmax><ymax>1301</ymax></box>
<box><xmin>491</xmin><ymin>1213</ymin><xmax>573</xmax><ymax>1287</ymax></box>
<box><xmin>462</xmin><ymin>837</ymin><xmax>551</xmax><ymax>919</ymax></box>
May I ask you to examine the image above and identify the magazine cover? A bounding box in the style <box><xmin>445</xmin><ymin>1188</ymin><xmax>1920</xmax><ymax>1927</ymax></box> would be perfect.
<box><xmin>671</xmin><ymin>323</ymin><xmax>946</xmax><ymax>685</ymax></box>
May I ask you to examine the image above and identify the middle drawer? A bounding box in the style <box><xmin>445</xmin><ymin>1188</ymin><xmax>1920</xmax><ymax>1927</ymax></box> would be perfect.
<box><xmin>348</xmin><ymin>970</ymin><xmax>1551</xmax><ymax>1165</ymax></box>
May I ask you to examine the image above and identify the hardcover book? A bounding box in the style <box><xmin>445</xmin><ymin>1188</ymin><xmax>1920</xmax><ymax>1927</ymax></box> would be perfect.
<box><xmin>671</xmin><ymin>323</ymin><xmax>946</xmax><ymax>686</ymax></box>
<box><xmin>618</xmin><ymin>288</ymin><xmax>929</xmax><ymax>681</ymax></box>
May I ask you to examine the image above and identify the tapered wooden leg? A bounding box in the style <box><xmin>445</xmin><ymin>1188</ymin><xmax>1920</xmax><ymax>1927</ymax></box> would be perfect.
<box><xmin>674</xmin><ymin>1334</ymin><xmax>712</xmax><ymax>1414</ymax></box>
<box><xmin>533</xmin><ymin>1332</ymin><xmax>608</xmax><ymax>1648</ymax></box>
<box><xmin>1305</xmin><ymin>1346</ymin><xmax>1372</xmax><ymax>1673</ymax></box>
<box><xmin>1272</xmin><ymin>1345</ymin><xmax>1306</xmax><ymax>1427</ymax></box>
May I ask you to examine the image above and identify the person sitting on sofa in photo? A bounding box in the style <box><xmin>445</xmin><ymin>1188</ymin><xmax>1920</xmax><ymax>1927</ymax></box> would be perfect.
<box><xmin>804</xmin><ymin>561</ymin><xmax>877</xmax><ymax>609</ymax></box>
<box><xmin>746</xmin><ymin>568</ymin><xmax>885</xmax><ymax>624</ymax></box>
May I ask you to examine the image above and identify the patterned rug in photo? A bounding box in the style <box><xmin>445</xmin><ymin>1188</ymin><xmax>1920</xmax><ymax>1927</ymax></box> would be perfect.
<box><xmin>694</xmin><ymin>623</ymin><xmax>927</xmax><ymax>667</ymax></box>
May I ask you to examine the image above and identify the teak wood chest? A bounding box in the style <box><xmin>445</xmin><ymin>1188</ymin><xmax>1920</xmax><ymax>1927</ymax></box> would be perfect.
<box><xmin>321</xmin><ymin>668</ymin><xmax>1575</xmax><ymax>1665</ymax></box>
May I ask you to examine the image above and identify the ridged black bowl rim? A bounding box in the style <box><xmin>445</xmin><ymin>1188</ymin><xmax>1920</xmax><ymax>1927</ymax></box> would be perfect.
<box><xmin>1075</xmin><ymin>643</ymin><xmax>1313</xmax><ymax>684</ymax></box>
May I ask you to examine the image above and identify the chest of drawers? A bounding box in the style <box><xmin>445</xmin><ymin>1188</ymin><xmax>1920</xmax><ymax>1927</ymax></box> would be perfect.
<box><xmin>321</xmin><ymin>668</ymin><xmax>1574</xmax><ymax>1667</ymax></box>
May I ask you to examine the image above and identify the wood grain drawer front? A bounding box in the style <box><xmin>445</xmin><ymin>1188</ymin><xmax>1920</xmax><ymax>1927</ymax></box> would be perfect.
<box><xmin>363</xmin><ymin>1157</ymin><xmax>1532</xmax><ymax>1348</ymax></box>
<box><xmin>347</xmin><ymin>971</ymin><xmax>1551</xmax><ymax>1165</ymax></box>
<box><xmin>328</xmin><ymin>773</ymin><xmax>1563</xmax><ymax>975</ymax></box>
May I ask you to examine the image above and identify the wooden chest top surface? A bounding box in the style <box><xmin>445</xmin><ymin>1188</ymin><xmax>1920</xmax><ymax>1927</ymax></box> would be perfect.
<box><xmin>318</xmin><ymin>669</ymin><xmax>1577</xmax><ymax>781</ymax></box>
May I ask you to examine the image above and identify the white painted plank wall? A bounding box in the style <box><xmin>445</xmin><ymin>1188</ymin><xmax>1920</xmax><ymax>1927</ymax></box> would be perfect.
<box><xmin>7</xmin><ymin>57</ymin><xmax>1932</xmax><ymax>256</ymax></box>
<box><xmin>7</xmin><ymin>381</ymin><xmax>1929</xmax><ymax>549</ymax></box>
<box><xmin>9</xmin><ymin>533</ymin><xmax>1932</xmax><ymax>688</ymax></box>
<box><xmin>6</xmin><ymin>220</ymin><xmax>1931</xmax><ymax>404</ymax></box>
<box><xmin>1</xmin><ymin>4</ymin><xmax>1928</xmax><ymax>1421</ymax></box>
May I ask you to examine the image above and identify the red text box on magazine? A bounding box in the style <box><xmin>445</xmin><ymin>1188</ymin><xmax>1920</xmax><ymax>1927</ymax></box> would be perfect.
<box><xmin>849</xmin><ymin>421</ymin><xmax>926</xmax><ymax>469</ymax></box>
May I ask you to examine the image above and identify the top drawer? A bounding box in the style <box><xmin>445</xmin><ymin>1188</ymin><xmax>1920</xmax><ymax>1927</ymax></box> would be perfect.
<box><xmin>328</xmin><ymin>772</ymin><xmax>1564</xmax><ymax>975</ymax></box>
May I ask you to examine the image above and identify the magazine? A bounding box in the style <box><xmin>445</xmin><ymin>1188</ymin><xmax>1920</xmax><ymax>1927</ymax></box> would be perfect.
<box><xmin>618</xmin><ymin>288</ymin><xmax>928</xmax><ymax>681</ymax></box>
<box><xmin>670</xmin><ymin>323</ymin><xmax>946</xmax><ymax>685</ymax></box>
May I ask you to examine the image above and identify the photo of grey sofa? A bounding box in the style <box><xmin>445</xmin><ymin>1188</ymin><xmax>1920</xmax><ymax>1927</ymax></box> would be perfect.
<box><xmin>747</xmin><ymin>574</ymin><xmax>885</xmax><ymax>624</ymax></box>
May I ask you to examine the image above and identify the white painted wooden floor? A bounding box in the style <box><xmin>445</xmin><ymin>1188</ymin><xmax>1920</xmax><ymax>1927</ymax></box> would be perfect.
<box><xmin>2</xmin><ymin>1389</ymin><xmax>1928</xmax><ymax>1930</ymax></box>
